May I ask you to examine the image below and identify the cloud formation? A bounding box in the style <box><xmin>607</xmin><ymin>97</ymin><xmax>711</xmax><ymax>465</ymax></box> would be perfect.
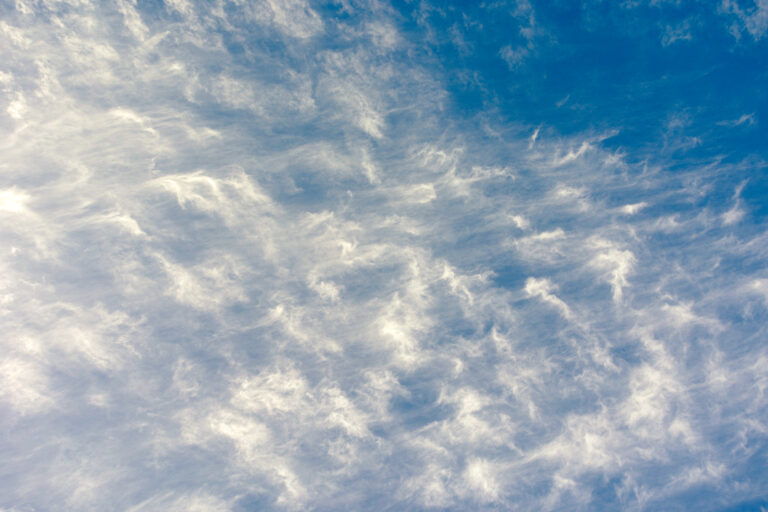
<box><xmin>1</xmin><ymin>1</ymin><xmax>767</xmax><ymax>510</ymax></box>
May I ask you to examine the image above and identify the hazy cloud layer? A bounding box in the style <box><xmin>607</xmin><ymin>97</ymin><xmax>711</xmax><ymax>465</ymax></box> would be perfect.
<box><xmin>1</xmin><ymin>1</ymin><xmax>767</xmax><ymax>510</ymax></box>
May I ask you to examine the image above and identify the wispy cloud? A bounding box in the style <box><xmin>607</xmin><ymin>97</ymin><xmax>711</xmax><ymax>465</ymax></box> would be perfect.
<box><xmin>1</xmin><ymin>1</ymin><xmax>767</xmax><ymax>510</ymax></box>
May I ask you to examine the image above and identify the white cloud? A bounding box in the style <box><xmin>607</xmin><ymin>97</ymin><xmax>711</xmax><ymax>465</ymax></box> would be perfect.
<box><xmin>717</xmin><ymin>113</ymin><xmax>757</xmax><ymax>127</ymax></box>
<box><xmin>0</xmin><ymin>188</ymin><xmax>30</xmax><ymax>213</ymax></box>
<box><xmin>0</xmin><ymin>1</ymin><xmax>765</xmax><ymax>510</ymax></box>
<box><xmin>589</xmin><ymin>239</ymin><xmax>635</xmax><ymax>302</ymax></box>
<box><xmin>461</xmin><ymin>458</ymin><xmax>501</xmax><ymax>502</ymax></box>
<box><xmin>525</xmin><ymin>277</ymin><xmax>573</xmax><ymax>319</ymax></box>
<box><xmin>553</xmin><ymin>141</ymin><xmax>592</xmax><ymax>167</ymax></box>
<box><xmin>619</xmin><ymin>202</ymin><xmax>648</xmax><ymax>215</ymax></box>
<box><xmin>722</xmin><ymin>0</ymin><xmax>768</xmax><ymax>39</ymax></box>
<box><xmin>0</xmin><ymin>356</ymin><xmax>53</xmax><ymax>414</ymax></box>
<box><xmin>662</xmin><ymin>20</ymin><xmax>693</xmax><ymax>46</ymax></box>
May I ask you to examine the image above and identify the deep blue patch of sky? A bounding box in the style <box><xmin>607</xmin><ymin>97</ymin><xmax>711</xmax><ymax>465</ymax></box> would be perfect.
<box><xmin>389</xmin><ymin>1</ymin><xmax>767</xmax><ymax>165</ymax></box>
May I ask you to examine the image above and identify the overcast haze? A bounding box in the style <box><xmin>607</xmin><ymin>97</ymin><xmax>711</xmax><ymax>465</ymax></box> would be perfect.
<box><xmin>1</xmin><ymin>0</ymin><xmax>768</xmax><ymax>510</ymax></box>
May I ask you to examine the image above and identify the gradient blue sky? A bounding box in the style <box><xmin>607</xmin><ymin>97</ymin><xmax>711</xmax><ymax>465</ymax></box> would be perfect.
<box><xmin>1</xmin><ymin>0</ymin><xmax>768</xmax><ymax>510</ymax></box>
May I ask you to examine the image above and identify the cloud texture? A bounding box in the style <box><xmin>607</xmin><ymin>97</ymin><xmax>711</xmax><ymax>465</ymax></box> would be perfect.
<box><xmin>1</xmin><ymin>0</ymin><xmax>767</xmax><ymax>510</ymax></box>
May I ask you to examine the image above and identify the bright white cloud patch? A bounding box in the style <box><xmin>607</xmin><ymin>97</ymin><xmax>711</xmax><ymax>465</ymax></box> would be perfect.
<box><xmin>1</xmin><ymin>1</ymin><xmax>767</xmax><ymax>511</ymax></box>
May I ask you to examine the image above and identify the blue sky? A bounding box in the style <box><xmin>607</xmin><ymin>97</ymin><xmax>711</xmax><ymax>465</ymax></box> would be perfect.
<box><xmin>1</xmin><ymin>0</ymin><xmax>767</xmax><ymax>510</ymax></box>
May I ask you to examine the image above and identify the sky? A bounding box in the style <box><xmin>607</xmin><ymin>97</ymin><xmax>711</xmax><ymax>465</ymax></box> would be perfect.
<box><xmin>1</xmin><ymin>0</ymin><xmax>768</xmax><ymax>510</ymax></box>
